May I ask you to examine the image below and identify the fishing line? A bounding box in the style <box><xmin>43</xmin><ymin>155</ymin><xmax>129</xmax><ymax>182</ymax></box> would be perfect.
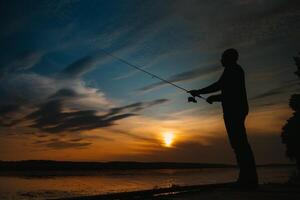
<box><xmin>100</xmin><ymin>49</ymin><xmax>206</xmax><ymax>101</ymax></box>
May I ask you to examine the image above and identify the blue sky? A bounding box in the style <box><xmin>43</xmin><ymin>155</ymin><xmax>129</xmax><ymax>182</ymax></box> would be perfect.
<box><xmin>0</xmin><ymin>0</ymin><xmax>299</xmax><ymax>163</ymax></box>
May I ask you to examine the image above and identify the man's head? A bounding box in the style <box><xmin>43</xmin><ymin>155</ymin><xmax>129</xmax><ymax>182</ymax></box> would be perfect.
<box><xmin>221</xmin><ymin>48</ymin><xmax>239</xmax><ymax>67</ymax></box>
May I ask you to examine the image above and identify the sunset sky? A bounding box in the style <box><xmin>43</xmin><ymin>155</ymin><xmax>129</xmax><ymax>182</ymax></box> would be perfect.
<box><xmin>0</xmin><ymin>0</ymin><xmax>299</xmax><ymax>164</ymax></box>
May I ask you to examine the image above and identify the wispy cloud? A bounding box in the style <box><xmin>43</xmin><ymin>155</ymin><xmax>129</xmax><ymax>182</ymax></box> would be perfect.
<box><xmin>35</xmin><ymin>137</ymin><xmax>92</xmax><ymax>150</ymax></box>
<box><xmin>250</xmin><ymin>81</ymin><xmax>298</xmax><ymax>101</ymax></box>
<box><xmin>0</xmin><ymin>51</ymin><xmax>44</xmax><ymax>78</ymax></box>
<box><xmin>46</xmin><ymin>140</ymin><xmax>92</xmax><ymax>149</ymax></box>
<box><xmin>6</xmin><ymin>51</ymin><xmax>43</xmax><ymax>72</ymax></box>
<box><xmin>60</xmin><ymin>53</ymin><xmax>110</xmax><ymax>78</ymax></box>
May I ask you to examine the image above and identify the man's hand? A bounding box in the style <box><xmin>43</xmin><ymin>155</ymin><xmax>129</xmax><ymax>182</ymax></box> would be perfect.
<box><xmin>206</xmin><ymin>96</ymin><xmax>215</xmax><ymax>104</ymax></box>
<box><xmin>206</xmin><ymin>95</ymin><xmax>222</xmax><ymax>104</ymax></box>
<box><xmin>188</xmin><ymin>90</ymin><xmax>200</xmax><ymax>97</ymax></box>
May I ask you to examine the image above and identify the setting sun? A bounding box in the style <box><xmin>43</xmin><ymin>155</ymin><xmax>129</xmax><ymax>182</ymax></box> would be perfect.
<box><xmin>162</xmin><ymin>131</ymin><xmax>175</xmax><ymax>147</ymax></box>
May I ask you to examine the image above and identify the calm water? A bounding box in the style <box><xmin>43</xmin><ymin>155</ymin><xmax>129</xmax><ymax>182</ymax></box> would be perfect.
<box><xmin>0</xmin><ymin>166</ymin><xmax>295</xmax><ymax>200</ymax></box>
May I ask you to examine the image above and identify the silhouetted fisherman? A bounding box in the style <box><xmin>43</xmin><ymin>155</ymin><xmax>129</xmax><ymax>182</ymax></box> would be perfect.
<box><xmin>189</xmin><ymin>48</ymin><xmax>258</xmax><ymax>188</ymax></box>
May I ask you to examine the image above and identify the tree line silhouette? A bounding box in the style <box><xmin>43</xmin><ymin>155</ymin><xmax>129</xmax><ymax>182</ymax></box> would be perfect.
<box><xmin>281</xmin><ymin>53</ymin><xmax>300</xmax><ymax>173</ymax></box>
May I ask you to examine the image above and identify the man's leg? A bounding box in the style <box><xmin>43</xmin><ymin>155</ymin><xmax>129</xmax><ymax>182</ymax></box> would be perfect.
<box><xmin>224</xmin><ymin>114</ymin><xmax>258</xmax><ymax>186</ymax></box>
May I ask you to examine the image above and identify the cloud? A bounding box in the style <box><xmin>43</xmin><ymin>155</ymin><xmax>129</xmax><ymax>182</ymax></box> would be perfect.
<box><xmin>22</xmin><ymin>98</ymin><xmax>169</xmax><ymax>134</ymax></box>
<box><xmin>0</xmin><ymin>104</ymin><xmax>20</xmax><ymax>116</ymax></box>
<box><xmin>0</xmin><ymin>73</ymin><xmax>57</xmax><ymax>106</ymax></box>
<box><xmin>32</xmin><ymin>131</ymin><xmax>115</xmax><ymax>150</ymax></box>
<box><xmin>0</xmin><ymin>104</ymin><xmax>21</xmax><ymax>126</ymax></box>
<box><xmin>110</xmin><ymin>129</ymin><xmax>160</xmax><ymax>144</ymax></box>
<box><xmin>0</xmin><ymin>51</ymin><xmax>44</xmax><ymax>78</ymax></box>
<box><xmin>48</xmin><ymin>88</ymin><xmax>81</xmax><ymax>99</ymax></box>
<box><xmin>109</xmin><ymin>99</ymin><xmax>169</xmax><ymax>113</ymax></box>
<box><xmin>6</xmin><ymin>51</ymin><xmax>43</xmax><ymax>72</ymax></box>
<box><xmin>35</xmin><ymin>137</ymin><xmax>92</xmax><ymax>149</ymax></box>
<box><xmin>250</xmin><ymin>81</ymin><xmax>298</xmax><ymax>101</ymax></box>
<box><xmin>0</xmin><ymin>72</ymin><xmax>112</xmax><ymax>113</ymax></box>
<box><xmin>60</xmin><ymin>53</ymin><xmax>108</xmax><ymax>78</ymax></box>
<box><xmin>46</xmin><ymin>140</ymin><xmax>91</xmax><ymax>149</ymax></box>
<box><xmin>24</xmin><ymin>99</ymin><xmax>133</xmax><ymax>133</ymax></box>
<box><xmin>251</xmin><ymin>89</ymin><xmax>283</xmax><ymax>101</ymax></box>
<box><xmin>138</xmin><ymin>65</ymin><xmax>221</xmax><ymax>92</ymax></box>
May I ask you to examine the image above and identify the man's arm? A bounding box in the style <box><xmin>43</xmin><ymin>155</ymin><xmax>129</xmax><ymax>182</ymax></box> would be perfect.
<box><xmin>189</xmin><ymin>72</ymin><xmax>224</xmax><ymax>96</ymax></box>
<box><xmin>197</xmin><ymin>79</ymin><xmax>221</xmax><ymax>94</ymax></box>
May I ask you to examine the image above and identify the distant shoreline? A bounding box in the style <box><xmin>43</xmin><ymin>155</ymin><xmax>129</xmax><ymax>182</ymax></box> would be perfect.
<box><xmin>0</xmin><ymin>160</ymin><xmax>294</xmax><ymax>171</ymax></box>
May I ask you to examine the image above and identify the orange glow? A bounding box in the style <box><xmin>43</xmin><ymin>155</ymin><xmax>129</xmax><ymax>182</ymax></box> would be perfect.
<box><xmin>0</xmin><ymin>104</ymin><xmax>291</xmax><ymax>162</ymax></box>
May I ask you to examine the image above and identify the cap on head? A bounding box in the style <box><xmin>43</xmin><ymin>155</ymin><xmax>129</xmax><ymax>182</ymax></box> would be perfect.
<box><xmin>221</xmin><ymin>48</ymin><xmax>239</xmax><ymax>67</ymax></box>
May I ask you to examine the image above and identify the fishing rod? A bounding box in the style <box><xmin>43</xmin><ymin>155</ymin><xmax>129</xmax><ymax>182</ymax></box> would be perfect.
<box><xmin>100</xmin><ymin>49</ymin><xmax>206</xmax><ymax>103</ymax></box>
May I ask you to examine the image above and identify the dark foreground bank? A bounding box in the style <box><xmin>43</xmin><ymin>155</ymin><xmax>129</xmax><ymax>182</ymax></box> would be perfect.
<box><xmin>54</xmin><ymin>182</ymin><xmax>300</xmax><ymax>200</ymax></box>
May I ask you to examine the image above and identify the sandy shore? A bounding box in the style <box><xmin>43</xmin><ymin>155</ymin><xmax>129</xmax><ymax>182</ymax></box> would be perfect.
<box><xmin>55</xmin><ymin>182</ymin><xmax>300</xmax><ymax>200</ymax></box>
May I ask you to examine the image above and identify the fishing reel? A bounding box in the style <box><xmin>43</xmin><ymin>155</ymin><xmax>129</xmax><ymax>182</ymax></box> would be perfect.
<box><xmin>188</xmin><ymin>93</ymin><xmax>207</xmax><ymax>103</ymax></box>
<box><xmin>188</xmin><ymin>96</ymin><xmax>197</xmax><ymax>103</ymax></box>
